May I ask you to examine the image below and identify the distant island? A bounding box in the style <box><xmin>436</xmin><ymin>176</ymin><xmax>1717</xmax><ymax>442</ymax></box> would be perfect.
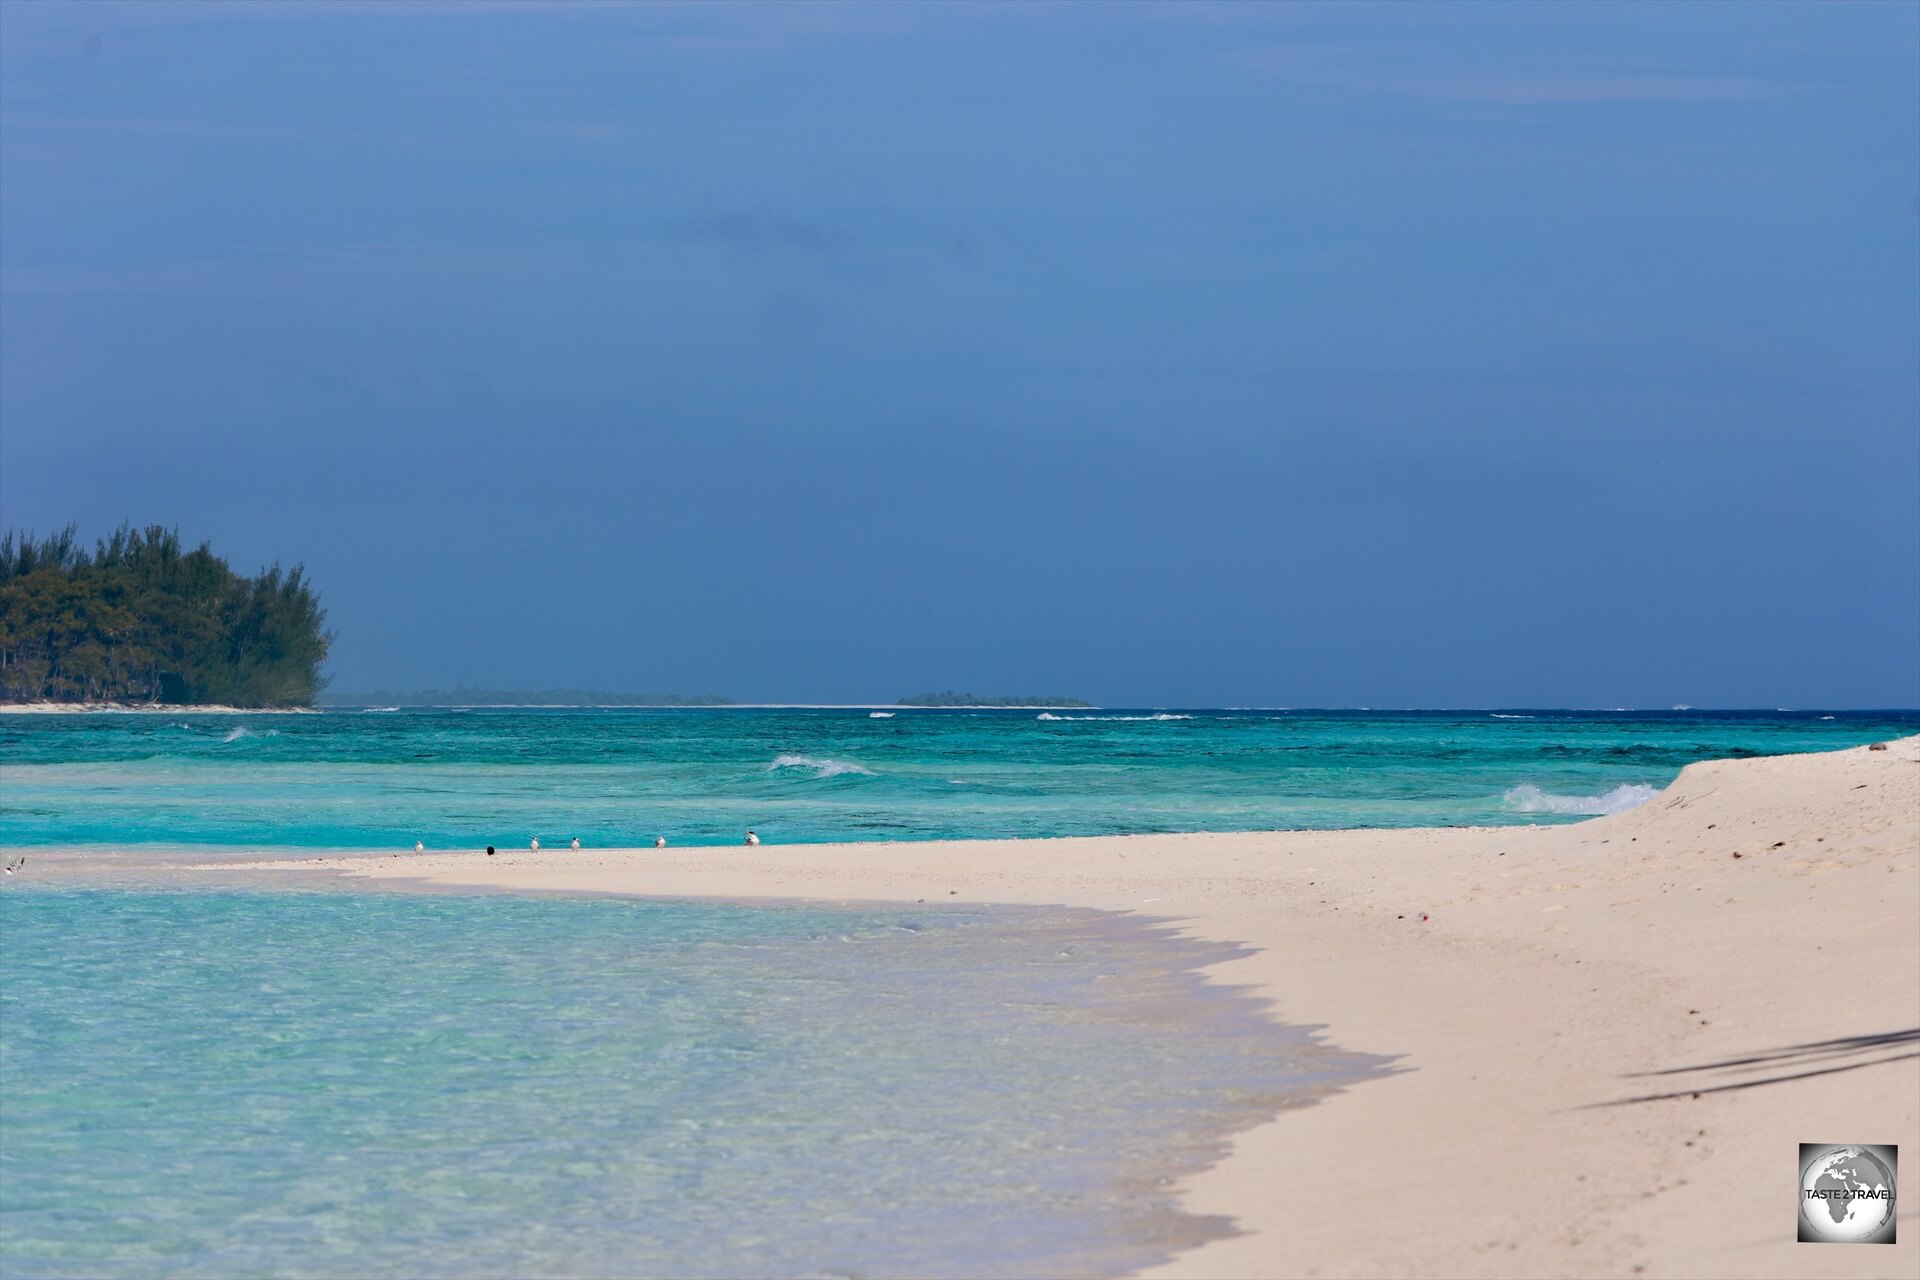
<box><xmin>320</xmin><ymin>687</ymin><xmax>733</xmax><ymax>707</ymax></box>
<box><xmin>898</xmin><ymin>691</ymin><xmax>1093</xmax><ymax>708</ymax></box>
<box><xmin>0</xmin><ymin>525</ymin><xmax>331</xmax><ymax>708</ymax></box>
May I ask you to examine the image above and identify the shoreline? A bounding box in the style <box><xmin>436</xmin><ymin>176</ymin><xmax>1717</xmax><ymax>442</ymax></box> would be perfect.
<box><xmin>0</xmin><ymin>702</ymin><xmax>317</xmax><ymax>715</ymax></box>
<box><xmin>45</xmin><ymin>737</ymin><xmax>1920</xmax><ymax>1277</ymax></box>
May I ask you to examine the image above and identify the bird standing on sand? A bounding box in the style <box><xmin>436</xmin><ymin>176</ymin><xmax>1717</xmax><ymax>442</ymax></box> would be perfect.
<box><xmin>530</xmin><ymin>837</ymin><xmax>540</xmax><ymax>852</ymax></box>
<box><xmin>415</xmin><ymin>841</ymin><xmax>424</xmax><ymax>853</ymax></box>
<box><xmin>744</xmin><ymin>830</ymin><xmax>760</xmax><ymax>846</ymax></box>
<box><xmin>3</xmin><ymin>857</ymin><xmax>22</xmax><ymax>874</ymax></box>
<box><xmin>570</xmin><ymin>837</ymin><xmax>580</xmax><ymax>850</ymax></box>
<box><xmin>655</xmin><ymin>836</ymin><xmax>667</xmax><ymax>848</ymax></box>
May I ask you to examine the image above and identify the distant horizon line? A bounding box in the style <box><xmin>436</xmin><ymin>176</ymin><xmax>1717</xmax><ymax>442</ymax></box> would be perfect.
<box><xmin>310</xmin><ymin>700</ymin><xmax>1920</xmax><ymax>714</ymax></box>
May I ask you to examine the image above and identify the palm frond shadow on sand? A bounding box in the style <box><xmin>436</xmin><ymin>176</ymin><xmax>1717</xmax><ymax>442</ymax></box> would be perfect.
<box><xmin>1592</xmin><ymin>1028</ymin><xmax>1920</xmax><ymax>1106</ymax></box>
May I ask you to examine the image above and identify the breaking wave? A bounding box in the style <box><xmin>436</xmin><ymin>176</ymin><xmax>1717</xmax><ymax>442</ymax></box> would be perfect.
<box><xmin>1502</xmin><ymin>782</ymin><xmax>1659</xmax><ymax>816</ymax></box>
<box><xmin>868</xmin><ymin>711</ymin><xmax>895</xmax><ymax>719</ymax></box>
<box><xmin>1489</xmin><ymin>713</ymin><xmax>1533</xmax><ymax>719</ymax></box>
<box><xmin>1035</xmin><ymin>713</ymin><xmax>1193</xmax><ymax>722</ymax></box>
<box><xmin>767</xmin><ymin>754</ymin><xmax>876</xmax><ymax>778</ymax></box>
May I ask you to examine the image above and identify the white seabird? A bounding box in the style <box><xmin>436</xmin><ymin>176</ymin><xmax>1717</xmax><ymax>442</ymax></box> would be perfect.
<box><xmin>655</xmin><ymin>835</ymin><xmax>667</xmax><ymax>848</ymax></box>
<box><xmin>570</xmin><ymin>837</ymin><xmax>581</xmax><ymax>850</ymax></box>
<box><xmin>744</xmin><ymin>830</ymin><xmax>760</xmax><ymax>846</ymax></box>
<box><xmin>530</xmin><ymin>837</ymin><xmax>541</xmax><ymax>852</ymax></box>
<box><xmin>415</xmin><ymin>841</ymin><xmax>425</xmax><ymax>853</ymax></box>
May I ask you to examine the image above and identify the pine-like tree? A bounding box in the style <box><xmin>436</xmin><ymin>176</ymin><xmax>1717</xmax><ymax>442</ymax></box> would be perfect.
<box><xmin>0</xmin><ymin>525</ymin><xmax>333</xmax><ymax>707</ymax></box>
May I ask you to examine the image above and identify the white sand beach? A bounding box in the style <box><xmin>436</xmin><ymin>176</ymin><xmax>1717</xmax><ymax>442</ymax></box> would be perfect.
<box><xmin>223</xmin><ymin>737</ymin><xmax>1917</xmax><ymax>1279</ymax></box>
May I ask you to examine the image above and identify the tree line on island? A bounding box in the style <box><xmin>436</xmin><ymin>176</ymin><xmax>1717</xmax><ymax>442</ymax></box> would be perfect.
<box><xmin>0</xmin><ymin>525</ymin><xmax>331</xmax><ymax>708</ymax></box>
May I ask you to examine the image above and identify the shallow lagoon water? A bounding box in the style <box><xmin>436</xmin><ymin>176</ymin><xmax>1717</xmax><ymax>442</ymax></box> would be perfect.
<box><xmin>0</xmin><ymin>887</ymin><xmax>1379</xmax><ymax>1279</ymax></box>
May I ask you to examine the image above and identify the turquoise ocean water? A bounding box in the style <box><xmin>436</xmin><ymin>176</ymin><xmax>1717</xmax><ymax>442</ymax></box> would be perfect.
<box><xmin>2</xmin><ymin>709</ymin><xmax>1912</xmax><ymax>1277</ymax></box>
<box><xmin>2</xmin><ymin>707</ymin><xmax>1913</xmax><ymax>852</ymax></box>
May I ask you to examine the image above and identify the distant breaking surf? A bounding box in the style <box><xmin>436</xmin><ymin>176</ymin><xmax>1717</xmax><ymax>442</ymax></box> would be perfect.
<box><xmin>1036</xmin><ymin>713</ymin><xmax>1193</xmax><ymax>722</ymax></box>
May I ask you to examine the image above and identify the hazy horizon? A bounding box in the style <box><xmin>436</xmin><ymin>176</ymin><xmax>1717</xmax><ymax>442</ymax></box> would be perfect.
<box><xmin>310</xmin><ymin>689</ymin><xmax>1913</xmax><ymax>712</ymax></box>
<box><xmin>4</xmin><ymin>1</ymin><xmax>1916</xmax><ymax>707</ymax></box>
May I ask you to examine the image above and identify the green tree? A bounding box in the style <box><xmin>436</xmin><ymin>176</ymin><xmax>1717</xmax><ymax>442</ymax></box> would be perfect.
<box><xmin>0</xmin><ymin>525</ymin><xmax>333</xmax><ymax>707</ymax></box>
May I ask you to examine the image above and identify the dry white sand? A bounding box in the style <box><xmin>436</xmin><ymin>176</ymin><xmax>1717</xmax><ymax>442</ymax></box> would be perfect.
<box><xmin>227</xmin><ymin>736</ymin><xmax>1920</xmax><ymax>1278</ymax></box>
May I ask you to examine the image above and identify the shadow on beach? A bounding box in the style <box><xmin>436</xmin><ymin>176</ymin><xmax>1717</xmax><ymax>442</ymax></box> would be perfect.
<box><xmin>1594</xmin><ymin>1028</ymin><xmax>1920</xmax><ymax>1105</ymax></box>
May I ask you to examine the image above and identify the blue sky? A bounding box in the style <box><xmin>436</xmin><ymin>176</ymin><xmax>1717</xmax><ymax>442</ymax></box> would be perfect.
<box><xmin>2</xmin><ymin>1</ymin><xmax>1915</xmax><ymax>706</ymax></box>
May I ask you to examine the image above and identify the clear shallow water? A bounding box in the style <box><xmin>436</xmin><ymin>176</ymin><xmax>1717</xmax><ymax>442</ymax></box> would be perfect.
<box><xmin>0</xmin><ymin>888</ymin><xmax>1375</xmax><ymax>1279</ymax></box>
<box><xmin>1</xmin><ymin>708</ymin><xmax>1913</xmax><ymax>852</ymax></box>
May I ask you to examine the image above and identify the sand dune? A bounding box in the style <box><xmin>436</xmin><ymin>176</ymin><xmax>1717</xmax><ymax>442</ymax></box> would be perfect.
<box><xmin>267</xmin><ymin>736</ymin><xmax>1919</xmax><ymax>1278</ymax></box>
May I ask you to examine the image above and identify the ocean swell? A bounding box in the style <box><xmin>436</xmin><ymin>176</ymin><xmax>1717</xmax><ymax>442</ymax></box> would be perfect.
<box><xmin>1502</xmin><ymin>782</ymin><xmax>1658</xmax><ymax>816</ymax></box>
<box><xmin>768</xmin><ymin>754</ymin><xmax>877</xmax><ymax>778</ymax></box>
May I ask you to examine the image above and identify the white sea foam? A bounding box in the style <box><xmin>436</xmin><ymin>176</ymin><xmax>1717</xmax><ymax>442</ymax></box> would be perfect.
<box><xmin>1502</xmin><ymin>782</ymin><xmax>1659</xmax><ymax>816</ymax></box>
<box><xmin>1489</xmin><ymin>713</ymin><xmax>1533</xmax><ymax>719</ymax></box>
<box><xmin>221</xmin><ymin>727</ymin><xmax>250</xmax><ymax>743</ymax></box>
<box><xmin>868</xmin><ymin>711</ymin><xmax>895</xmax><ymax>719</ymax></box>
<box><xmin>767</xmin><ymin>754</ymin><xmax>876</xmax><ymax>778</ymax></box>
<box><xmin>1035</xmin><ymin>713</ymin><xmax>1193</xmax><ymax>722</ymax></box>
